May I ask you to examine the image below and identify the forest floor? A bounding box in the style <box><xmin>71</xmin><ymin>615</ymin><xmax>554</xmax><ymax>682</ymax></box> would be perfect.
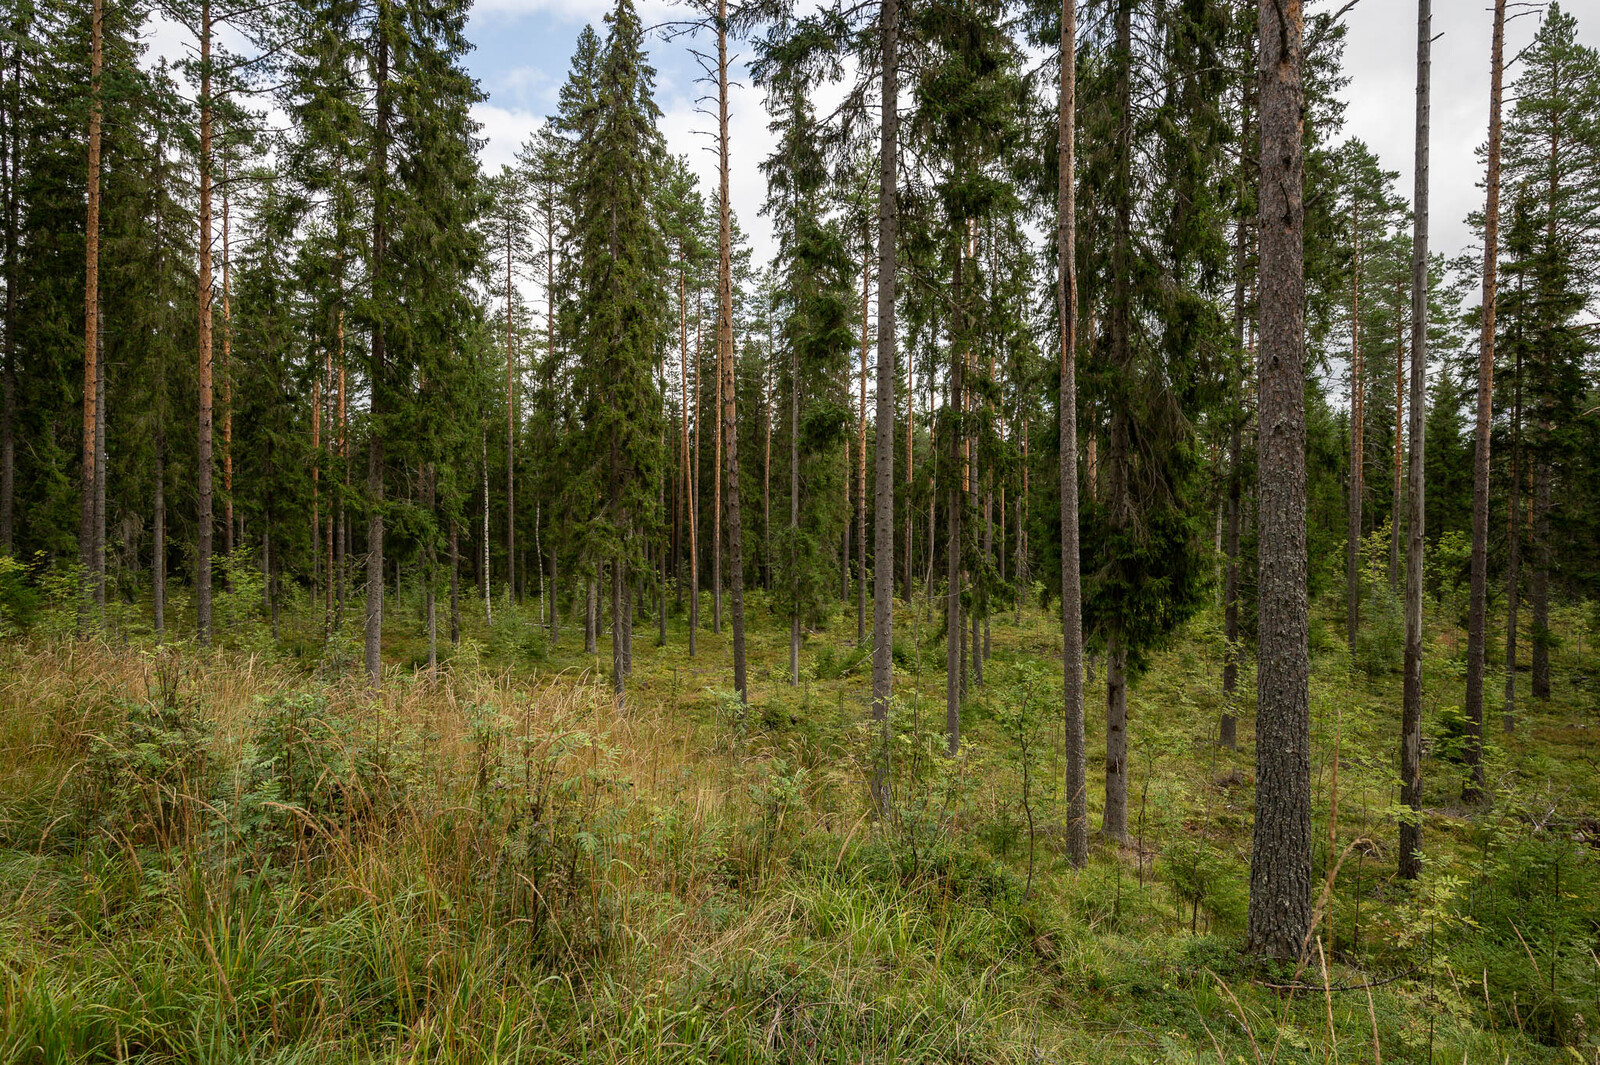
<box><xmin>0</xmin><ymin>582</ymin><xmax>1597</xmax><ymax>1063</ymax></box>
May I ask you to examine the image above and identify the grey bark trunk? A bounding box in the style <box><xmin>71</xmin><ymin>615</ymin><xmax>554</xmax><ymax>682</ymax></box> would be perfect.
<box><xmin>1465</xmin><ymin>0</ymin><xmax>1506</xmax><ymax>795</ymax></box>
<box><xmin>153</xmin><ymin>430</ymin><xmax>166</xmax><ymax>640</ymax></box>
<box><xmin>870</xmin><ymin>0</ymin><xmax>900</xmax><ymax>814</ymax></box>
<box><xmin>192</xmin><ymin>0</ymin><xmax>210</xmax><ymax>646</ymax></box>
<box><xmin>1389</xmin><ymin>283</ymin><xmax>1404</xmax><ymax>594</ymax></box>
<box><xmin>1531</xmin><ymin>467</ymin><xmax>1551</xmax><ymax>700</ymax></box>
<box><xmin>364</xmin><ymin>14</ymin><xmax>390</xmax><ymax>688</ymax></box>
<box><xmin>945</xmin><ymin>248</ymin><xmax>963</xmax><ymax>756</ymax></box>
<box><xmin>1059</xmin><ymin>0</ymin><xmax>1084</xmax><ymax>860</ymax></box>
<box><xmin>790</xmin><ymin>333</ymin><xmax>800</xmax><ymax>687</ymax></box>
<box><xmin>1398</xmin><ymin>0</ymin><xmax>1431</xmax><ymax>884</ymax></box>
<box><xmin>449</xmin><ymin>519</ymin><xmax>460</xmax><ymax>645</ymax></box>
<box><xmin>1347</xmin><ymin>203</ymin><xmax>1364</xmax><ymax>658</ymax></box>
<box><xmin>1246</xmin><ymin>0</ymin><xmax>1313</xmax><ymax>961</ymax></box>
<box><xmin>717</xmin><ymin>3</ymin><xmax>746</xmax><ymax>702</ymax></box>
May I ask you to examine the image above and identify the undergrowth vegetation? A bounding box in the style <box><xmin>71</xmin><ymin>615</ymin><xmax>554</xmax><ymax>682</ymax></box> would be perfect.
<box><xmin>0</xmin><ymin>580</ymin><xmax>1597</xmax><ymax>1063</ymax></box>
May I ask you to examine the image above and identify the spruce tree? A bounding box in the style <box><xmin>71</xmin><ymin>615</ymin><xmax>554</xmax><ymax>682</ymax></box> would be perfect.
<box><xmin>569</xmin><ymin>0</ymin><xmax>667</xmax><ymax>704</ymax></box>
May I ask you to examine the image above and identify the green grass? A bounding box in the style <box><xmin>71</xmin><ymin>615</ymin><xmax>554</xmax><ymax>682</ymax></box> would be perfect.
<box><xmin>0</xmin><ymin>582</ymin><xmax>1596</xmax><ymax>1063</ymax></box>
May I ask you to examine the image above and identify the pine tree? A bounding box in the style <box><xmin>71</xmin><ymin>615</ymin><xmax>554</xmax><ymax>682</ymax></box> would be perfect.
<box><xmin>1463</xmin><ymin>0</ymin><xmax>1507</xmax><ymax>795</ymax></box>
<box><xmin>1247</xmin><ymin>0</ymin><xmax>1311</xmax><ymax>961</ymax></box>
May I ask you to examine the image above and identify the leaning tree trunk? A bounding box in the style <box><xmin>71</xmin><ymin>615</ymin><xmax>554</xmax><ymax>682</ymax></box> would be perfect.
<box><xmin>1398</xmin><ymin>0</ymin><xmax>1431</xmax><ymax>884</ymax></box>
<box><xmin>1246</xmin><ymin>0</ymin><xmax>1312</xmax><ymax>961</ymax></box>
<box><xmin>1464</xmin><ymin>0</ymin><xmax>1505</xmax><ymax>795</ymax></box>
<box><xmin>1058</xmin><ymin>0</ymin><xmax>1087</xmax><ymax>868</ymax></box>
<box><xmin>870</xmin><ymin>0</ymin><xmax>900</xmax><ymax>814</ymax></box>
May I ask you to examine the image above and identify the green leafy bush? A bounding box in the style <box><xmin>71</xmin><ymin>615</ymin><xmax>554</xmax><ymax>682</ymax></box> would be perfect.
<box><xmin>81</xmin><ymin>693</ymin><xmax>216</xmax><ymax>848</ymax></box>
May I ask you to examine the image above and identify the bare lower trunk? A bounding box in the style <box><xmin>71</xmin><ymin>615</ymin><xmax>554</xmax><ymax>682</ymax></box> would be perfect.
<box><xmin>1221</xmin><ymin>421</ymin><xmax>1242</xmax><ymax>749</ymax></box>
<box><xmin>1246</xmin><ymin>0</ymin><xmax>1312</xmax><ymax>962</ymax></box>
<box><xmin>789</xmin><ymin>336</ymin><xmax>800</xmax><ymax>686</ymax></box>
<box><xmin>715</xmin><ymin>2</ymin><xmax>740</xmax><ymax>688</ymax></box>
<box><xmin>93</xmin><ymin>318</ymin><xmax>105</xmax><ymax>615</ymax></box>
<box><xmin>869</xmin><ymin>0</ymin><xmax>900</xmax><ymax>814</ymax></box>
<box><xmin>1346</xmin><ymin>204</ymin><xmax>1364</xmax><ymax>658</ymax></box>
<box><xmin>153</xmin><ymin>432</ymin><xmax>166</xmax><ymax>640</ymax></box>
<box><xmin>0</xmin><ymin>34</ymin><xmax>16</xmax><ymax>558</ymax></box>
<box><xmin>364</xmin><ymin>16</ymin><xmax>390</xmax><ymax>688</ymax></box>
<box><xmin>449</xmin><ymin>520</ymin><xmax>460</xmax><ymax>645</ymax></box>
<box><xmin>1398</xmin><ymin>0</ymin><xmax>1431</xmax><ymax>884</ymax></box>
<box><xmin>1102</xmin><ymin>638</ymin><xmax>1128</xmax><ymax>843</ymax></box>
<box><xmin>424</xmin><ymin>467</ymin><xmax>437</xmax><ymax>676</ymax></box>
<box><xmin>610</xmin><ymin>560</ymin><xmax>624</xmax><ymax>701</ymax></box>
<box><xmin>1530</xmin><ymin>465</ymin><xmax>1551</xmax><ymax>701</ymax></box>
<box><xmin>945</xmin><ymin>246</ymin><xmax>964</xmax><ymax>756</ymax></box>
<box><xmin>585</xmin><ymin>577</ymin><xmax>597</xmax><ymax>654</ymax></box>
<box><xmin>1389</xmin><ymin>280</ymin><xmax>1404</xmax><ymax>594</ymax></box>
<box><xmin>857</xmin><ymin>245</ymin><xmax>869</xmax><ymax>643</ymax></box>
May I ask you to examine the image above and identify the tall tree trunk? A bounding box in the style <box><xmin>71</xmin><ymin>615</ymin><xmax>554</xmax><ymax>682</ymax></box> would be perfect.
<box><xmin>365</xmin><ymin>9</ymin><xmax>390</xmax><ymax>687</ymax></box>
<box><xmin>946</xmin><ymin>245</ymin><xmax>964</xmax><ymax>756</ymax></box>
<box><xmin>1389</xmin><ymin>279</ymin><xmax>1404</xmax><ymax>593</ymax></box>
<box><xmin>679</xmin><ymin>255</ymin><xmax>688</xmax><ymax>611</ymax></box>
<box><xmin>1464</xmin><ymin>0</ymin><xmax>1505</xmax><ymax>794</ymax></box>
<box><xmin>1398</xmin><ymin>0</ymin><xmax>1431</xmax><ymax>883</ymax></box>
<box><xmin>789</xmin><ymin>333</ymin><xmax>800</xmax><ymax>686</ymax></box>
<box><xmin>93</xmin><ymin>314</ymin><xmax>105</xmax><ymax>615</ymax></box>
<box><xmin>1102</xmin><ymin>0</ymin><xmax>1133</xmax><ymax>843</ymax></box>
<box><xmin>904</xmin><ymin>307</ymin><xmax>914</xmax><ymax>604</ymax></box>
<box><xmin>0</xmin><ymin>34</ymin><xmax>16</xmax><ymax>557</ymax></box>
<box><xmin>870</xmin><ymin>0</ymin><xmax>900</xmax><ymax>812</ymax></box>
<box><xmin>154</xmin><ymin>428</ymin><xmax>166</xmax><ymax>640</ymax></box>
<box><xmin>1059</xmin><ymin>0</ymin><xmax>1086</xmax><ymax>865</ymax></box>
<box><xmin>506</xmin><ymin>221</ymin><xmax>516</xmax><ymax>606</ymax></box>
<box><xmin>312</xmin><ymin>359</ymin><xmax>322</xmax><ymax>606</ymax></box>
<box><xmin>691</xmin><ymin>291</ymin><xmax>701</xmax><ymax>646</ymax></box>
<box><xmin>1246</xmin><ymin>0</ymin><xmax>1312</xmax><ymax>961</ymax></box>
<box><xmin>1221</xmin><ymin>89</ymin><xmax>1250</xmax><ymax>749</ymax></box>
<box><xmin>192</xmin><ymin>0</ymin><xmax>213</xmax><ymax>641</ymax></box>
<box><xmin>221</xmin><ymin>161</ymin><xmax>234</xmax><ymax>559</ymax></box>
<box><xmin>764</xmin><ymin>307</ymin><xmax>773</xmax><ymax>592</ymax></box>
<box><xmin>858</xmin><ymin>241</ymin><xmax>870</xmax><ymax>643</ymax></box>
<box><xmin>1531</xmin><ymin>470</ymin><xmax>1551</xmax><ymax>700</ymax></box>
<box><xmin>425</xmin><ymin>466</ymin><xmax>437</xmax><ymax>676</ymax></box>
<box><xmin>611</xmin><ymin>559</ymin><xmax>624</xmax><ymax>699</ymax></box>
<box><xmin>1505</xmin><ymin>358</ymin><xmax>1521</xmax><ymax>731</ymax></box>
<box><xmin>82</xmin><ymin>0</ymin><xmax>106</xmax><ymax>636</ymax></box>
<box><xmin>713</xmin><ymin>289</ymin><xmax>723</xmax><ymax>635</ymax></box>
<box><xmin>717</xmin><ymin>0</ymin><xmax>747</xmax><ymax>703</ymax></box>
<box><xmin>481</xmin><ymin>425</ymin><xmax>492</xmax><ymax>622</ymax></box>
<box><xmin>1346</xmin><ymin>202</ymin><xmax>1364</xmax><ymax>658</ymax></box>
<box><xmin>336</xmin><ymin>313</ymin><xmax>347</xmax><ymax>627</ymax></box>
<box><xmin>449</xmin><ymin>519</ymin><xmax>460</xmax><ymax>645</ymax></box>
<box><xmin>586</xmin><ymin>575</ymin><xmax>597</xmax><ymax>654</ymax></box>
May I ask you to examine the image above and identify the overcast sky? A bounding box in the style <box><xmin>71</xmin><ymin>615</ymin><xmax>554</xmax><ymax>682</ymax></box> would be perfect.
<box><xmin>462</xmin><ymin>0</ymin><xmax>1600</xmax><ymax>270</ymax></box>
<box><xmin>148</xmin><ymin>0</ymin><xmax>1600</xmax><ymax>271</ymax></box>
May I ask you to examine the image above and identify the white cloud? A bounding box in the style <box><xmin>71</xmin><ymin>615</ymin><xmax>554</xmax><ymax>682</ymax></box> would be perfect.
<box><xmin>473</xmin><ymin>103</ymin><xmax>547</xmax><ymax>172</ymax></box>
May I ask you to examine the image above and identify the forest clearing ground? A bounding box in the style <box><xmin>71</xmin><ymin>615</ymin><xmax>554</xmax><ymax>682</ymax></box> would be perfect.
<box><xmin>0</xmin><ymin>589</ymin><xmax>1596</xmax><ymax>1062</ymax></box>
